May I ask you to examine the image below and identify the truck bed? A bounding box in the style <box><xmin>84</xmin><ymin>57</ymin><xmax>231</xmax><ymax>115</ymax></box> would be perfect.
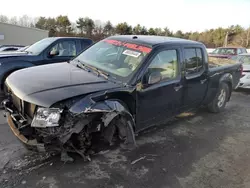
<box><xmin>208</xmin><ymin>57</ymin><xmax>243</xmax><ymax>89</ymax></box>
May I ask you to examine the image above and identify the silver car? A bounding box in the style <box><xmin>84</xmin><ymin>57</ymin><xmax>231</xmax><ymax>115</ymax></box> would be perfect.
<box><xmin>236</xmin><ymin>53</ymin><xmax>250</xmax><ymax>89</ymax></box>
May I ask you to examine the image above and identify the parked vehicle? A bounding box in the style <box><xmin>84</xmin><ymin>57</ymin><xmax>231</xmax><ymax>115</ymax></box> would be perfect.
<box><xmin>235</xmin><ymin>53</ymin><xmax>250</xmax><ymax>89</ymax></box>
<box><xmin>209</xmin><ymin>47</ymin><xmax>247</xmax><ymax>59</ymax></box>
<box><xmin>2</xmin><ymin>35</ymin><xmax>243</xmax><ymax>162</ymax></box>
<box><xmin>16</xmin><ymin>45</ymin><xmax>30</xmax><ymax>52</ymax></box>
<box><xmin>0</xmin><ymin>45</ymin><xmax>25</xmax><ymax>52</ymax></box>
<box><xmin>0</xmin><ymin>37</ymin><xmax>93</xmax><ymax>98</ymax></box>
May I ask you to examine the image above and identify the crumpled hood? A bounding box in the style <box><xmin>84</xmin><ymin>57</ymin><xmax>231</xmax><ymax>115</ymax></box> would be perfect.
<box><xmin>6</xmin><ymin>62</ymin><xmax>120</xmax><ymax>107</ymax></box>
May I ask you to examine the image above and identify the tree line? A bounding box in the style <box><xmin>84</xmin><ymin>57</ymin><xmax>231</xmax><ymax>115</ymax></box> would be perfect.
<box><xmin>0</xmin><ymin>14</ymin><xmax>249</xmax><ymax>48</ymax></box>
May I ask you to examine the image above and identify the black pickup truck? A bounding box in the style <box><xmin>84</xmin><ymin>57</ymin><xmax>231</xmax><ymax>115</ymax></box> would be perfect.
<box><xmin>0</xmin><ymin>37</ymin><xmax>93</xmax><ymax>97</ymax></box>
<box><xmin>2</xmin><ymin>35</ymin><xmax>243</xmax><ymax>162</ymax></box>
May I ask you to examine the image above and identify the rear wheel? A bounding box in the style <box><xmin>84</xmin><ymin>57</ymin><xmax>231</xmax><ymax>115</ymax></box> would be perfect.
<box><xmin>208</xmin><ymin>82</ymin><xmax>229</xmax><ymax>113</ymax></box>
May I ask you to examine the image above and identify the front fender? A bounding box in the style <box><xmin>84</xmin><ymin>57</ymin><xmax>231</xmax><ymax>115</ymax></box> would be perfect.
<box><xmin>68</xmin><ymin>95</ymin><xmax>136</xmax><ymax>147</ymax></box>
<box><xmin>0</xmin><ymin>61</ymin><xmax>34</xmax><ymax>80</ymax></box>
<box><xmin>69</xmin><ymin>97</ymin><xmax>134</xmax><ymax>127</ymax></box>
<box><xmin>0</xmin><ymin>61</ymin><xmax>34</xmax><ymax>90</ymax></box>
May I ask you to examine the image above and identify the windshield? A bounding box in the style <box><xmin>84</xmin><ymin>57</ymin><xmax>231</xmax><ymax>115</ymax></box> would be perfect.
<box><xmin>72</xmin><ymin>39</ymin><xmax>152</xmax><ymax>81</ymax></box>
<box><xmin>24</xmin><ymin>38</ymin><xmax>57</xmax><ymax>55</ymax></box>
<box><xmin>211</xmin><ymin>48</ymin><xmax>236</xmax><ymax>55</ymax></box>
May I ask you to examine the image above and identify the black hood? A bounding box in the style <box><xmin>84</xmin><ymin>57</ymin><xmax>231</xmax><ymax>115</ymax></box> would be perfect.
<box><xmin>6</xmin><ymin>62</ymin><xmax>120</xmax><ymax>107</ymax></box>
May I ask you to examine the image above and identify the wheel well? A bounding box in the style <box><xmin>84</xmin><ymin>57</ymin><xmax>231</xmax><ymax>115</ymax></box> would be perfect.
<box><xmin>1</xmin><ymin>69</ymin><xmax>20</xmax><ymax>90</ymax></box>
<box><xmin>107</xmin><ymin>92</ymin><xmax>136</xmax><ymax>116</ymax></box>
<box><xmin>222</xmin><ymin>81</ymin><xmax>232</xmax><ymax>101</ymax></box>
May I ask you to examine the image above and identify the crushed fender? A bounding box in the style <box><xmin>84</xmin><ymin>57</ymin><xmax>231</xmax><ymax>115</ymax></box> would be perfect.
<box><xmin>42</xmin><ymin>100</ymin><xmax>137</xmax><ymax>162</ymax></box>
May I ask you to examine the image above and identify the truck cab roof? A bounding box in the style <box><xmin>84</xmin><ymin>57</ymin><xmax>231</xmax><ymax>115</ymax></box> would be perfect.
<box><xmin>108</xmin><ymin>35</ymin><xmax>203</xmax><ymax>47</ymax></box>
<box><xmin>48</xmin><ymin>37</ymin><xmax>92</xmax><ymax>41</ymax></box>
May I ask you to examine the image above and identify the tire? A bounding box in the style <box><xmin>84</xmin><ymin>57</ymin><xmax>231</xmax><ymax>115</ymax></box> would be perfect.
<box><xmin>208</xmin><ymin>82</ymin><xmax>230</xmax><ymax>113</ymax></box>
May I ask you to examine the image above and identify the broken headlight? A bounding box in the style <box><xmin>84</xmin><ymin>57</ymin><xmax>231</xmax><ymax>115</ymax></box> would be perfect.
<box><xmin>31</xmin><ymin>108</ymin><xmax>63</xmax><ymax>128</ymax></box>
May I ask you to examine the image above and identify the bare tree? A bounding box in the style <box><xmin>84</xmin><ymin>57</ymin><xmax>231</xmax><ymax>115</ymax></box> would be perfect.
<box><xmin>9</xmin><ymin>16</ymin><xmax>18</xmax><ymax>25</ymax></box>
<box><xmin>0</xmin><ymin>15</ymin><xmax>8</xmax><ymax>23</ymax></box>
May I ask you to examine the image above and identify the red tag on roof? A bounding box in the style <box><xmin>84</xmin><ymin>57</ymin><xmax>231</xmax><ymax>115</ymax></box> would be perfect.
<box><xmin>104</xmin><ymin>39</ymin><xmax>152</xmax><ymax>53</ymax></box>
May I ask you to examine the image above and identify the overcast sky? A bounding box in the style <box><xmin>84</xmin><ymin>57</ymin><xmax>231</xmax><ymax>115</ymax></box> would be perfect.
<box><xmin>1</xmin><ymin>0</ymin><xmax>250</xmax><ymax>32</ymax></box>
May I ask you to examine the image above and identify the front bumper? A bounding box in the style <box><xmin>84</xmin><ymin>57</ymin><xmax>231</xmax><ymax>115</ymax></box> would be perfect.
<box><xmin>237</xmin><ymin>79</ymin><xmax>250</xmax><ymax>89</ymax></box>
<box><xmin>236</xmin><ymin>73</ymin><xmax>250</xmax><ymax>89</ymax></box>
<box><xmin>238</xmin><ymin>83</ymin><xmax>250</xmax><ymax>89</ymax></box>
<box><xmin>2</xmin><ymin>98</ymin><xmax>46</xmax><ymax>152</ymax></box>
<box><xmin>5</xmin><ymin>111</ymin><xmax>46</xmax><ymax>151</ymax></box>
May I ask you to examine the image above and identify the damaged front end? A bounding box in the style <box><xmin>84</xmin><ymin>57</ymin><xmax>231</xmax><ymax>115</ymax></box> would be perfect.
<box><xmin>3</xmin><ymin>95</ymin><xmax>136</xmax><ymax>162</ymax></box>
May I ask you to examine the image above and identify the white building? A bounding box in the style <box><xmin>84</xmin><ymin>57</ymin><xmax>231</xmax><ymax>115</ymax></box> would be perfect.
<box><xmin>0</xmin><ymin>22</ymin><xmax>48</xmax><ymax>46</ymax></box>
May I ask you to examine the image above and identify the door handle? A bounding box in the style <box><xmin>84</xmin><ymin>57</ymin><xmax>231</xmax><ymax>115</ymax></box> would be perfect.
<box><xmin>200</xmin><ymin>79</ymin><xmax>207</xmax><ymax>84</ymax></box>
<box><xmin>174</xmin><ymin>84</ymin><xmax>183</xmax><ymax>91</ymax></box>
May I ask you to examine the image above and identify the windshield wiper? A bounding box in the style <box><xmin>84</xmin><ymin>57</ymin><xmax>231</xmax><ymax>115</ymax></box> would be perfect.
<box><xmin>75</xmin><ymin>59</ymin><xmax>109</xmax><ymax>79</ymax></box>
<box><xmin>76</xmin><ymin>61</ymin><xmax>91</xmax><ymax>72</ymax></box>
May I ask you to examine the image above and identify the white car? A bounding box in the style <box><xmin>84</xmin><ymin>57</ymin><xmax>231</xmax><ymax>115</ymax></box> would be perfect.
<box><xmin>236</xmin><ymin>53</ymin><xmax>250</xmax><ymax>89</ymax></box>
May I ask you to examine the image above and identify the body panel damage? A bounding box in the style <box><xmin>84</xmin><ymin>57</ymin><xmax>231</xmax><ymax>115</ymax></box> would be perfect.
<box><xmin>44</xmin><ymin>99</ymin><xmax>137</xmax><ymax>161</ymax></box>
<box><xmin>3</xmin><ymin>96</ymin><xmax>137</xmax><ymax>162</ymax></box>
<box><xmin>67</xmin><ymin>99</ymin><xmax>136</xmax><ymax>153</ymax></box>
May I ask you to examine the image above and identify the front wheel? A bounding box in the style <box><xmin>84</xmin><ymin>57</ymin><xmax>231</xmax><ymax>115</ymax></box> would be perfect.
<box><xmin>208</xmin><ymin>82</ymin><xmax>230</xmax><ymax>113</ymax></box>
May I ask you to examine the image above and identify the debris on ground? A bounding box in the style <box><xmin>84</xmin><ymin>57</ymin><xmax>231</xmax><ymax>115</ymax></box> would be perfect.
<box><xmin>131</xmin><ymin>156</ymin><xmax>146</xmax><ymax>165</ymax></box>
<box><xmin>98</xmin><ymin>150</ymin><xmax>110</xmax><ymax>155</ymax></box>
<box><xmin>176</xmin><ymin>112</ymin><xmax>195</xmax><ymax>118</ymax></box>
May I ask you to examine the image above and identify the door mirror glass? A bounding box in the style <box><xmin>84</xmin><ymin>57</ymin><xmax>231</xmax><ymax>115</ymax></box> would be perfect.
<box><xmin>49</xmin><ymin>49</ymin><xmax>59</xmax><ymax>57</ymax></box>
<box><xmin>148</xmin><ymin>72</ymin><xmax>162</xmax><ymax>85</ymax></box>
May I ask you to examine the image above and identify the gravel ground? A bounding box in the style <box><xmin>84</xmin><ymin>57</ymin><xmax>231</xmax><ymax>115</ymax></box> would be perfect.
<box><xmin>1</xmin><ymin>90</ymin><xmax>250</xmax><ymax>188</ymax></box>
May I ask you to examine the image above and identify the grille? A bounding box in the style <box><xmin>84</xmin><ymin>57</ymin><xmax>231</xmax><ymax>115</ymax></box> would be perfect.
<box><xmin>11</xmin><ymin>93</ymin><xmax>36</xmax><ymax>118</ymax></box>
<box><xmin>12</xmin><ymin>93</ymin><xmax>22</xmax><ymax>112</ymax></box>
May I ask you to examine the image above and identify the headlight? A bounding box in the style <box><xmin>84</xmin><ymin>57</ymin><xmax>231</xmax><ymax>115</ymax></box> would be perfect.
<box><xmin>31</xmin><ymin>108</ymin><xmax>63</xmax><ymax>128</ymax></box>
<box><xmin>246</xmin><ymin>75</ymin><xmax>250</xmax><ymax>79</ymax></box>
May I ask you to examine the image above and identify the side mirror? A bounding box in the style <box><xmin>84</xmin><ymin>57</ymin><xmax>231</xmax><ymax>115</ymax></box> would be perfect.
<box><xmin>49</xmin><ymin>50</ymin><xmax>59</xmax><ymax>57</ymax></box>
<box><xmin>148</xmin><ymin>72</ymin><xmax>162</xmax><ymax>85</ymax></box>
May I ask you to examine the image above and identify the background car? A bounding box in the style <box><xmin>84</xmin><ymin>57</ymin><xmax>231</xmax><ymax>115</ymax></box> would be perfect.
<box><xmin>209</xmin><ymin>47</ymin><xmax>247</xmax><ymax>59</ymax></box>
<box><xmin>0</xmin><ymin>45</ymin><xmax>25</xmax><ymax>52</ymax></box>
<box><xmin>235</xmin><ymin>53</ymin><xmax>250</xmax><ymax>89</ymax></box>
<box><xmin>0</xmin><ymin>37</ymin><xmax>93</xmax><ymax>99</ymax></box>
<box><xmin>16</xmin><ymin>45</ymin><xmax>30</xmax><ymax>52</ymax></box>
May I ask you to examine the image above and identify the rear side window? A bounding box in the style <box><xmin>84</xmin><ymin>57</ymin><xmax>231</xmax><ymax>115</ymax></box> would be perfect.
<box><xmin>184</xmin><ymin>48</ymin><xmax>204</xmax><ymax>75</ymax></box>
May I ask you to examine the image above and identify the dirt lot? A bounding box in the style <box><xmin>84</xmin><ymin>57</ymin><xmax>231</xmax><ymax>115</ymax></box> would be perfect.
<box><xmin>1</xmin><ymin>91</ymin><xmax>250</xmax><ymax>188</ymax></box>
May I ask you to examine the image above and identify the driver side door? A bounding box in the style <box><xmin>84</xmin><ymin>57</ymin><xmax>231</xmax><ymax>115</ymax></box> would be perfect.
<box><xmin>136</xmin><ymin>47</ymin><xmax>184</xmax><ymax>131</ymax></box>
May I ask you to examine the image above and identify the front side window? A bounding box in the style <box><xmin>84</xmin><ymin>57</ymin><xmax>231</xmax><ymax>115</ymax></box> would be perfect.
<box><xmin>184</xmin><ymin>48</ymin><xmax>204</xmax><ymax>75</ymax></box>
<box><xmin>146</xmin><ymin>50</ymin><xmax>178</xmax><ymax>82</ymax></box>
<box><xmin>73</xmin><ymin>39</ymin><xmax>152</xmax><ymax>80</ymax></box>
<box><xmin>50</xmin><ymin>41</ymin><xmax>77</xmax><ymax>57</ymax></box>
